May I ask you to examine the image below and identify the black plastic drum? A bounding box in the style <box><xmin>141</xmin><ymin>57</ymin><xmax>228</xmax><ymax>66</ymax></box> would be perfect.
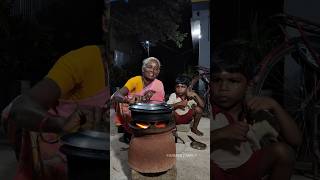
<box><xmin>60</xmin><ymin>130</ymin><xmax>109</xmax><ymax>180</ymax></box>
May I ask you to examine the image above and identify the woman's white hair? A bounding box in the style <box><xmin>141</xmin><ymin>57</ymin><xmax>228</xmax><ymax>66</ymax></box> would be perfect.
<box><xmin>142</xmin><ymin>57</ymin><xmax>161</xmax><ymax>69</ymax></box>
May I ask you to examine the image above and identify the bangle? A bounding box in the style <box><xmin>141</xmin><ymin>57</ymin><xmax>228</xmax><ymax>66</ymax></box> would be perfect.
<box><xmin>38</xmin><ymin>113</ymin><xmax>59</xmax><ymax>144</ymax></box>
<box><xmin>38</xmin><ymin>114</ymin><xmax>50</xmax><ymax>131</ymax></box>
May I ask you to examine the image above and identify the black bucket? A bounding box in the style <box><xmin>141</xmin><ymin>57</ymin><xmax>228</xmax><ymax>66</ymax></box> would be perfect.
<box><xmin>60</xmin><ymin>130</ymin><xmax>109</xmax><ymax>180</ymax></box>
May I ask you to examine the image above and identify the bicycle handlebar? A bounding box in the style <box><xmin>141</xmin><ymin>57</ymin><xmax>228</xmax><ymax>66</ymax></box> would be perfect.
<box><xmin>270</xmin><ymin>13</ymin><xmax>320</xmax><ymax>34</ymax></box>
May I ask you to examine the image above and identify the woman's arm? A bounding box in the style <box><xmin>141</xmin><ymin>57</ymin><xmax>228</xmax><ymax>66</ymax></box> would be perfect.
<box><xmin>111</xmin><ymin>87</ymin><xmax>130</xmax><ymax>103</ymax></box>
<box><xmin>10</xmin><ymin>78</ymin><xmax>66</xmax><ymax>133</ymax></box>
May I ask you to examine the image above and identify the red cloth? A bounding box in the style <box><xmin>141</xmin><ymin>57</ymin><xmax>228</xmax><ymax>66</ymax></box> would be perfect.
<box><xmin>212</xmin><ymin>106</ymin><xmax>235</xmax><ymax>124</ymax></box>
<box><xmin>14</xmin><ymin>132</ymin><xmax>67</xmax><ymax>180</ymax></box>
<box><xmin>114</xmin><ymin>103</ymin><xmax>132</xmax><ymax>133</ymax></box>
<box><xmin>211</xmin><ymin>150</ymin><xmax>264</xmax><ymax>180</ymax></box>
<box><xmin>14</xmin><ymin>132</ymin><xmax>33</xmax><ymax>180</ymax></box>
<box><xmin>174</xmin><ymin>109</ymin><xmax>194</xmax><ymax>124</ymax></box>
<box><xmin>14</xmin><ymin>87</ymin><xmax>109</xmax><ymax>179</ymax></box>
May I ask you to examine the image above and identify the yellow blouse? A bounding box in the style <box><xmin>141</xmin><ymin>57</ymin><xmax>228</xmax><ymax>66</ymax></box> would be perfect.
<box><xmin>46</xmin><ymin>45</ymin><xmax>105</xmax><ymax>100</ymax></box>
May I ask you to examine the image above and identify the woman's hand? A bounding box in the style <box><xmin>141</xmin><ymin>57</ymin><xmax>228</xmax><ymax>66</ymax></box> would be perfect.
<box><xmin>125</xmin><ymin>96</ymin><xmax>137</xmax><ymax>104</ymax></box>
<box><xmin>142</xmin><ymin>90</ymin><xmax>156</xmax><ymax>102</ymax></box>
<box><xmin>62</xmin><ymin>110</ymin><xmax>82</xmax><ymax>133</ymax></box>
<box><xmin>62</xmin><ymin>107</ymin><xmax>95</xmax><ymax>133</ymax></box>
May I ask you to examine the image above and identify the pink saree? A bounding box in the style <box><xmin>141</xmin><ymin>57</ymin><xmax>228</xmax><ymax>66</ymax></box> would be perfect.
<box><xmin>14</xmin><ymin>87</ymin><xmax>109</xmax><ymax>180</ymax></box>
<box><xmin>114</xmin><ymin>78</ymin><xmax>165</xmax><ymax>132</ymax></box>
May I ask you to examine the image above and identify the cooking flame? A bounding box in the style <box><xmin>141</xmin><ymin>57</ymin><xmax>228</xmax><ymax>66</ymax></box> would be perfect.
<box><xmin>155</xmin><ymin>122</ymin><xmax>166</xmax><ymax>128</ymax></box>
<box><xmin>136</xmin><ymin>122</ymin><xmax>149</xmax><ymax>129</ymax></box>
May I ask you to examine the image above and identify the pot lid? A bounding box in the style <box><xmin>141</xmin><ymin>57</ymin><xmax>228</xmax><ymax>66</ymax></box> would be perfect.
<box><xmin>129</xmin><ymin>102</ymin><xmax>173</xmax><ymax>113</ymax></box>
<box><xmin>60</xmin><ymin>130</ymin><xmax>109</xmax><ymax>151</ymax></box>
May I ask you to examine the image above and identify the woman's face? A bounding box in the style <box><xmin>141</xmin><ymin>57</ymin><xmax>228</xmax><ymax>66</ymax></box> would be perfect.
<box><xmin>142</xmin><ymin>60</ymin><xmax>160</xmax><ymax>81</ymax></box>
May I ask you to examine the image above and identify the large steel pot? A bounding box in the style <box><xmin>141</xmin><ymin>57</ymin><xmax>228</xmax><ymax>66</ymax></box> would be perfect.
<box><xmin>129</xmin><ymin>102</ymin><xmax>175</xmax><ymax>136</ymax></box>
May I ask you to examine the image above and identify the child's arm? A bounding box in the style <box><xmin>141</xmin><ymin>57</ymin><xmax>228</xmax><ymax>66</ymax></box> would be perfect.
<box><xmin>166</xmin><ymin>93</ymin><xmax>188</xmax><ymax>110</ymax></box>
<box><xmin>247</xmin><ymin>96</ymin><xmax>302</xmax><ymax>146</ymax></box>
<box><xmin>187</xmin><ymin>90</ymin><xmax>205</xmax><ymax>109</ymax></box>
<box><xmin>211</xmin><ymin>121</ymin><xmax>249</xmax><ymax>151</ymax></box>
<box><xmin>171</xmin><ymin>100</ymin><xmax>188</xmax><ymax>110</ymax></box>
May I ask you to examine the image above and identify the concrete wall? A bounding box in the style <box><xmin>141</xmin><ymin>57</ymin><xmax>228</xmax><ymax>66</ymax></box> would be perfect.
<box><xmin>191</xmin><ymin>8</ymin><xmax>210</xmax><ymax>69</ymax></box>
<box><xmin>284</xmin><ymin>0</ymin><xmax>320</xmax><ymax>23</ymax></box>
<box><xmin>191</xmin><ymin>1</ymin><xmax>210</xmax><ymax>95</ymax></box>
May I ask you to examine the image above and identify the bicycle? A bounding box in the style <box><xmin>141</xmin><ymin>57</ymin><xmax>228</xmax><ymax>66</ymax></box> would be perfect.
<box><xmin>252</xmin><ymin>13</ymin><xmax>320</xmax><ymax>179</ymax></box>
<box><xmin>189</xmin><ymin>66</ymin><xmax>211</xmax><ymax>117</ymax></box>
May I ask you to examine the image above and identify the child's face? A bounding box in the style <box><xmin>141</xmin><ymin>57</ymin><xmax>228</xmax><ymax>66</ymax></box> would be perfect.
<box><xmin>175</xmin><ymin>84</ymin><xmax>188</xmax><ymax>96</ymax></box>
<box><xmin>212</xmin><ymin>71</ymin><xmax>248</xmax><ymax>109</ymax></box>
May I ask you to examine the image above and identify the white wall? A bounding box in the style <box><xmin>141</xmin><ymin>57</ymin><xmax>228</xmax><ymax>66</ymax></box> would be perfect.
<box><xmin>191</xmin><ymin>9</ymin><xmax>210</xmax><ymax>69</ymax></box>
<box><xmin>191</xmin><ymin>8</ymin><xmax>210</xmax><ymax>95</ymax></box>
<box><xmin>284</xmin><ymin>0</ymin><xmax>320</xmax><ymax>23</ymax></box>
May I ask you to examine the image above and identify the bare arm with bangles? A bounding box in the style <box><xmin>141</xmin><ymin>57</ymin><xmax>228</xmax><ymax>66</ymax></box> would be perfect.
<box><xmin>9</xmin><ymin>78</ymin><xmax>81</xmax><ymax>134</ymax></box>
<box><xmin>111</xmin><ymin>86</ymin><xmax>155</xmax><ymax>104</ymax></box>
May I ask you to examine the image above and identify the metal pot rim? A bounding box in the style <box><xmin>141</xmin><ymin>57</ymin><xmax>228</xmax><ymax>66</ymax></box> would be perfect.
<box><xmin>129</xmin><ymin>102</ymin><xmax>173</xmax><ymax>113</ymax></box>
<box><xmin>60</xmin><ymin>130</ymin><xmax>109</xmax><ymax>151</ymax></box>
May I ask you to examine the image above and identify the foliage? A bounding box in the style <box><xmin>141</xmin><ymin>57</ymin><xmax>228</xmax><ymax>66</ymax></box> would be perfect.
<box><xmin>111</xmin><ymin>0</ymin><xmax>190</xmax><ymax>48</ymax></box>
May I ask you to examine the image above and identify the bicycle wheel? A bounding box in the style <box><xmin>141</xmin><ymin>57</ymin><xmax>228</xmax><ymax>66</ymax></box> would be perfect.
<box><xmin>253</xmin><ymin>36</ymin><xmax>320</xmax><ymax>164</ymax></box>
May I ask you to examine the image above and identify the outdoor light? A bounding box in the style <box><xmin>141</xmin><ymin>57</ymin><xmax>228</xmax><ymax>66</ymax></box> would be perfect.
<box><xmin>192</xmin><ymin>28</ymin><xmax>201</xmax><ymax>39</ymax></box>
<box><xmin>191</xmin><ymin>20</ymin><xmax>201</xmax><ymax>40</ymax></box>
<box><xmin>141</xmin><ymin>40</ymin><xmax>151</xmax><ymax>57</ymax></box>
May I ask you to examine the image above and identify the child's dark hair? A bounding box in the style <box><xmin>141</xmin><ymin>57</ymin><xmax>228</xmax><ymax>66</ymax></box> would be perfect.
<box><xmin>175</xmin><ymin>75</ymin><xmax>192</xmax><ymax>87</ymax></box>
<box><xmin>212</xmin><ymin>40</ymin><xmax>258</xmax><ymax>80</ymax></box>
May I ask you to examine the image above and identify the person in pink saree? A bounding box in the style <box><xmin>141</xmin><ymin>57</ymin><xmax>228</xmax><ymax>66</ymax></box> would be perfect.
<box><xmin>111</xmin><ymin>57</ymin><xmax>165</xmax><ymax>143</ymax></box>
<box><xmin>1</xmin><ymin>1</ymin><xmax>111</xmax><ymax>179</ymax></box>
<box><xmin>5</xmin><ymin>43</ymin><xmax>110</xmax><ymax>180</ymax></box>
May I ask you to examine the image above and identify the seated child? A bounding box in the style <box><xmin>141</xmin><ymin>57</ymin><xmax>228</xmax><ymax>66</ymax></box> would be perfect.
<box><xmin>167</xmin><ymin>75</ymin><xmax>205</xmax><ymax>136</ymax></box>
<box><xmin>210</xmin><ymin>41</ymin><xmax>302</xmax><ymax>180</ymax></box>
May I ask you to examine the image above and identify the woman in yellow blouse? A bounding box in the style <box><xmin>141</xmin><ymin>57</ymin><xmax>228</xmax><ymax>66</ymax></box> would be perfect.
<box><xmin>9</xmin><ymin>45</ymin><xmax>110</xmax><ymax>180</ymax></box>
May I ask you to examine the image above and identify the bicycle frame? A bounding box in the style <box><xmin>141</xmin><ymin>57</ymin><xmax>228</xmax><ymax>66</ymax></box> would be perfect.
<box><xmin>254</xmin><ymin>13</ymin><xmax>320</xmax><ymax>85</ymax></box>
<box><xmin>190</xmin><ymin>66</ymin><xmax>211</xmax><ymax>116</ymax></box>
<box><xmin>253</xmin><ymin>13</ymin><xmax>320</xmax><ymax>178</ymax></box>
